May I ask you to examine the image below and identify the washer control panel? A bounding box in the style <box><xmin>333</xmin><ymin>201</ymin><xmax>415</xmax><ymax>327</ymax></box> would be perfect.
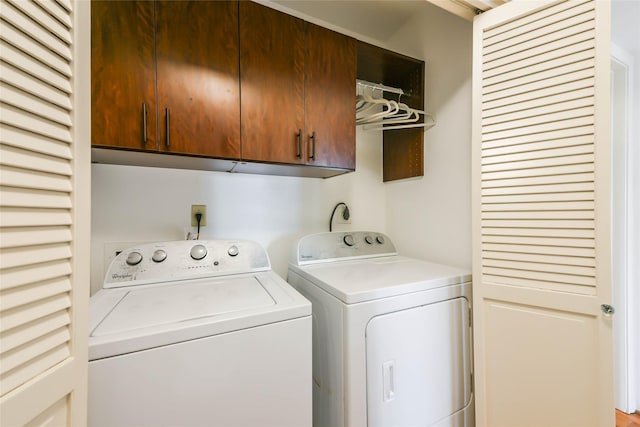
<box><xmin>294</xmin><ymin>231</ymin><xmax>397</xmax><ymax>265</ymax></box>
<box><xmin>104</xmin><ymin>240</ymin><xmax>271</xmax><ymax>288</ymax></box>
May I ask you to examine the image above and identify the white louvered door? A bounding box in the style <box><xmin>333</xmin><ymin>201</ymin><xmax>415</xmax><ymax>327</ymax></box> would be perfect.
<box><xmin>472</xmin><ymin>1</ymin><xmax>613</xmax><ymax>426</ymax></box>
<box><xmin>0</xmin><ymin>0</ymin><xmax>90</xmax><ymax>426</ymax></box>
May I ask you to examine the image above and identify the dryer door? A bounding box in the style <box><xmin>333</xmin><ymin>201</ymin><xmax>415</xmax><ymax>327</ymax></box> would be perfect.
<box><xmin>366</xmin><ymin>297</ymin><xmax>472</xmax><ymax>427</ymax></box>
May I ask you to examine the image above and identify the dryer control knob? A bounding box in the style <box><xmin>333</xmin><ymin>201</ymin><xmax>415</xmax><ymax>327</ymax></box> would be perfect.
<box><xmin>376</xmin><ymin>235</ymin><xmax>385</xmax><ymax>244</ymax></box>
<box><xmin>126</xmin><ymin>251</ymin><xmax>143</xmax><ymax>266</ymax></box>
<box><xmin>228</xmin><ymin>245</ymin><xmax>239</xmax><ymax>257</ymax></box>
<box><xmin>152</xmin><ymin>249</ymin><xmax>167</xmax><ymax>263</ymax></box>
<box><xmin>190</xmin><ymin>244</ymin><xmax>207</xmax><ymax>260</ymax></box>
<box><xmin>364</xmin><ymin>235</ymin><xmax>374</xmax><ymax>244</ymax></box>
<box><xmin>344</xmin><ymin>234</ymin><xmax>355</xmax><ymax>247</ymax></box>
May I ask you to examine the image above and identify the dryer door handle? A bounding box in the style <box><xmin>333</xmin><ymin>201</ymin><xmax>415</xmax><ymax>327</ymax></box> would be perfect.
<box><xmin>383</xmin><ymin>360</ymin><xmax>396</xmax><ymax>402</ymax></box>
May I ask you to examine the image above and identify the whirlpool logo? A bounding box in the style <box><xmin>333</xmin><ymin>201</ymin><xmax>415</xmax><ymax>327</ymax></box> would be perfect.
<box><xmin>111</xmin><ymin>273</ymin><xmax>133</xmax><ymax>281</ymax></box>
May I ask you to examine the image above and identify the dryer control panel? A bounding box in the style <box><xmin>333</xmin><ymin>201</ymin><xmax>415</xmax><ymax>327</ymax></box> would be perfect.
<box><xmin>294</xmin><ymin>231</ymin><xmax>397</xmax><ymax>265</ymax></box>
<box><xmin>104</xmin><ymin>240</ymin><xmax>271</xmax><ymax>288</ymax></box>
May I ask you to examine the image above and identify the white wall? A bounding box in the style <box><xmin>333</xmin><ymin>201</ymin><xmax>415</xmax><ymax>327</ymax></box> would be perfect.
<box><xmin>383</xmin><ymin>6</ymin><xmax>473</xmax><ymax>269</ymax></box>
<box><xmin>91</xmin><ymin>129</ymin><xmax>385</xmax><ymax>294</ymax></box>
<box><xmin>90</xmin><ymin>2</ymin><xmax>474</xmax><ymax>293</ymax></box>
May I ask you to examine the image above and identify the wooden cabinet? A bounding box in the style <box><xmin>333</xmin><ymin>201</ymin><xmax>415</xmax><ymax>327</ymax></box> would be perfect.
<box><xmin>92</xmin><ymin>1</ymin><xmax>240</xmax><ymax>159</ymax></box>
<box><xmin>92</xmin><ymin>1</ymin><xmax>355</xmax><ymax>177</ymax></box>
<box><xmin>92</xmin><ymin>1</ymin><xmax>156</xmax><ymax>151</ymax></box>
<box><xmin>239</xmin><ymin>2</ymin><xmax>356</xmax><ymax>171</ymax></box>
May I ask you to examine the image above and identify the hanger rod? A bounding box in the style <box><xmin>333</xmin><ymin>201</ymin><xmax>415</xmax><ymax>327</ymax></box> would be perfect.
<box><xmin>356</xmin><ymin>79</ymin><xmax>404</xmax><ymax>96</ymax></box>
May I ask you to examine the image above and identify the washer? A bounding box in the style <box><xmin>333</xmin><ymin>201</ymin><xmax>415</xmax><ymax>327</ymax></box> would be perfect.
<box><xmin>89</xmin><ymin>239</ymin><xmax>311</xmax><ymax>427</ymax></box>
<box><xmin>287</xmin><ymin>231</ymin><xmax>473</xmax><ymax>427</ymax></box>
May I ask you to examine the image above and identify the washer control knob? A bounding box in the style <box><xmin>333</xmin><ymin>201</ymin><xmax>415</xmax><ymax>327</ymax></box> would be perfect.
<box><xmin>376</xmin><ymin>235</ymin><xmax>385</xmax><ymax>244</ymax></box>
<box><xmin>364</xmin><ymin>235</ymin><xmax>374</xmax><ymax>244</ymax></box>
<box><xmin>343</xmin><ymin>234</ymin><xmax>355</xmax><ymax>247</ymax></box>
<box><xmin>190</xmin><ymin>244</ymin><xmax>207</xmax><ymax>260</ymax></box>
<box><xmin>126</xmin><ymin>251</ymin><xmax>143</xmax><ymax>266</ymax></box>
<box><xmin>152</xmin><ymin>249</ymin><xmax>167</xmax><ymax>263</ymax></box>
<box><xmin>228</xmin><ymin>245</ymin><xmax>239</xmax><ymax>257</ymax></box>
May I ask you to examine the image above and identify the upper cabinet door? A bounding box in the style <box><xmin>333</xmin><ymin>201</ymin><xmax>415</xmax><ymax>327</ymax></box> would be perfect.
<box><xmin>471</xmin><ymin>1</ymin><xmax>613</xmax><ymax>426</ymax></box>
<box><xmin>156</xmin><ymin>1</ymin><xmax>240</xmax><ymax>159</ymax></box>
<box><xmin>91</xmin><ymin>1</ymin><xmax>157</xmax><ymax>150</ymax></box>
<box><xmin>305</xmin><ymin>23</ymin><xmax>356</xmax><ymax>170</ymax></box>
<box><xmin>239</xmin><ymin>1</ymin><xmax>305</xmax><ymax>164</ymax></box>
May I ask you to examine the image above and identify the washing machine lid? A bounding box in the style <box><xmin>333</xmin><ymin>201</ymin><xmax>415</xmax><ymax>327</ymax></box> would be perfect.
<box><xmin>89</xmin><ymin>272</ymin><xmax>310</xmax><ymax>360</ymax></box>
<box><xmin>291</xmin><ymin>255</ymin><xmax>471</xmax><ymax>304</ymax></box>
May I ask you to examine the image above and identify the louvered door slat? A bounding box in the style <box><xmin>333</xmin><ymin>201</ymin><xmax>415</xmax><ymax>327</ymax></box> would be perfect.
<box><xmin>1</xmin><ymin>145</ymin><xmax>73</xmax><ymax>175</ymax></box>
<box><xmin>482</xmin><ymin>209</ymin><xmax>594</xmax><ymax>220</ymax></box>
<box><xmin>0</xmin><ymin>226</ymin><xmax>72</xmax><ymax>248</ymax></box>
<box><xmin>483</xmin><ymin>78</ymin><xmax>595</xmax><ymax>110</ymax></box>
<box><xmin>0</xmin><ymin>166</ymin><xmax>73</xmax><ymax>191</ymax></box>
<box><xmin>482</xmin><ymin>135</ymin><xmax>593</xmax><ymax>156</ymax></box>
<box><xmin>0</xmin><ymin>82</ymin><xmax>72</xmax><ymax>127</ymax></box>
<box><xmin>0</xmin><ymin>62</ymin><xmax>72</xmax><ymax>110</ymax></box>
<box><xmin>34</xmin><ymin>0</ymin><xmax>72</xmax><ymax>28</ymax></box>
<box><xmin>482</xmin><ymin>0</ymin><xmax>591</xmax><ymax>42</ymax></box>
<box><xmin>0</xmin><ymin>124</ymin><xmax>72</xmax><ymax>158</ymax></box>
<box><xmin>483</xmin><ymin>59</ymin><xmax>595</xmax><ymax>97</ymax></box>
<box><xmin>482</xmin><ymin>97</ymin><xmax>594</xmax><ymax>127</ymax></box>
<box><xmin>481</xmin><ymin>243</ymin><xmax>596</xmax><ymax>258</ymax></box>
<box><xmin>0</xmin><ymin>208</ymin><xmax>72</xmax><ymax>227</ymax></box>
<box><xmin>483</xmin><ymin>27</ymin><xmax>595</xmax><ymax>70</ymax></box>
<box><xmin>1</xmin><ymin>260</ymin><xmax>72</xmax><ymax>291</ymax></box>
<box><xmin>482</xmin><ymin>172</ymin><xmax>595</xmax><ymax>189</ymax></box>
<box><xmin>0</xmin><ymin>344</ymin><xmax>69</xmax><ymax>396</ymax></box>
<box><xmin>1</xmin><ymin>0</ymin><xmax>71</xmax><ymax>61</ymax></box>
<box><xmin>1</xmin><ymin>277</ymin><xmax>71</xmax><ymax>310</ymax></box>
<box><xmin>482</xmin><ymin>234</ymin><xmax>595</xmax><ymax>248</ymax></box>
<box><xmin>1</xmin><ymin>327</ymin><xmax>71</xmax><ymax>375</ymax></box>
<box><xmin>1</xmin><ymin>104</ymin><xmax>72</xmax><ymax>143</ymax></box>
<box><xmin>0</xmin><ymin>292</ymin><xmax>71</xmax><ymax>331</ymax></box>
<box><xmin>482</xmin><ymin>250</ymin><xmax>596</xmax><ymax>267</ymax></box>
<box><xmin>481</xmin><ymin>182</ymin><xmax>594</xmax><ymax>196</ymax></box>
<box><xmin>482</xmin><ymin>200</ymin><xmax>595</xmax><ymax>212</ymax></box>
<box><xmin>482</xmin><ymin>144</ymin><xmax>593</xmax><ymax>165</ymax></box>
<box><xmin>0</xmin><ymin>187</ymin><xmax>72</xmax><ymax>209</ymax></box>
<box><xmin>0</xmin><ymin>310</ymin><xmax>70</xmax><ymax>353</ymax></box>
<box><xmin>0</xmin><ymin>41</ymin><xmax>71</xmax><ymax>94</ymax></box>
<box><xmin>1</xmin><ymin>244</ymin><xmax>73</xmax><ymax>270</ymax></box>
<box><xmin>483</xmin><ymin>44</ymin><xmax>594</xmax><ymax>86</ymax></box>
<box><xmin>0</xmin><ymin>20</ymin><xmax>71</xmax><ymax>78</ymax></box>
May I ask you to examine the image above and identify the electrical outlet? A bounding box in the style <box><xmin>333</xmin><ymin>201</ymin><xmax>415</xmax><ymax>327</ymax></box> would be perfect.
<box><xmin>336</xmin><ymin>204</ymin><xmax>351</xmax><ymax>224</ymax></box>
<box><xmin>191</xmin><ymin>205</ymin><xmax>207</xmax><ymax>227</ymax></box>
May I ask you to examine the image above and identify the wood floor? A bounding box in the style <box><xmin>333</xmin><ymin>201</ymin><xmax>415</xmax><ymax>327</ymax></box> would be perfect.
<box><xmin>616</xmin><ymin>410</ymin><xmax>640</xmax><ymax>427</ymax></box>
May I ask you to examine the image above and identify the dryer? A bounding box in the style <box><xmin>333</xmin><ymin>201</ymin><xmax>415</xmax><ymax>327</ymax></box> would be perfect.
<box><xmin>287</xmin><ymin>231</ymin><xmax>473</xmax><ymax>427</ymax></box>
<box><xmin>89</xmin><ymin>239</ymin><xmax>311</xmax><ymax>427</ymax></box>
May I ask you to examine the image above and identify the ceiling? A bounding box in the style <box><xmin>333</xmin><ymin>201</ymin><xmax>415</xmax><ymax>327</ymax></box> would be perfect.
<box><xmin>271</xmin><ymin>0</ymin><xmax>638</xmax><ymax>57</ymax></box>
<box><xmin>269</xmin><ymin>0</ymin><xmax>506</xmax><ymax>42</ymax></box>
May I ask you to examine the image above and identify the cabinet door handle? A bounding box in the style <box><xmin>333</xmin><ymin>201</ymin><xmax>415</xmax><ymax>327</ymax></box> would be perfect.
<box><xmin>165</xmin><ymin>108</ymin><xmax>170</xmax><ymax>147</ymax></box>
<box><xmin>296</xmin><ymin>129</ymin><xmax>302</xmax><ymax>158</ymax></box>
<box><xmin>142</xmin><ymin>102</ymin><xmax>148</xmax><ymax>143</ymax></box>
<box><xmin>309</xmin><ymin>131</ymin><xmax>316</xmax><ymax>160</ymax></box>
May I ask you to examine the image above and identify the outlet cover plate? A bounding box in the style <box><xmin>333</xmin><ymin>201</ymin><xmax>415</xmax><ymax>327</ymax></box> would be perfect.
<box><xmin>191</xmin><ymin>205</ymin><xmax>207</xmax><ymax>227</ymax></box>
<box><xmin>336</xmin><ymin>205</ymin><xmax>351</xmax><ymax>224</ymax></box>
